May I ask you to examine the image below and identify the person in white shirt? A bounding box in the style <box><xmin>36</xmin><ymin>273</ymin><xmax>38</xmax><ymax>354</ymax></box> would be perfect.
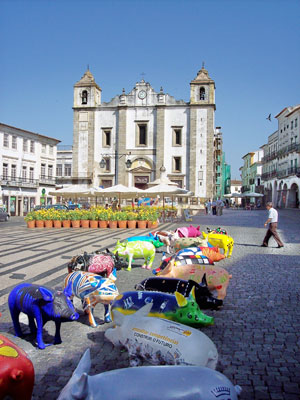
<box><xmin>261</xmin><ymin>202</ymin><xmax>284</xmax><ymax>248</ymax></box>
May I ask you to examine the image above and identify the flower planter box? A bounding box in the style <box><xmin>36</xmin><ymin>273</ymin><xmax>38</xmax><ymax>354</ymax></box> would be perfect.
<box><xmin>127</xmin><ymin>220</ymin><xmax>136</xmax><ymax>229</ymax></box>
<box><xmin>118</xmin><ymin>220</ymin><xmax>127</xmax><ymax>229</ymax></box>
<box><xmin>99</xmin><ymin>220</ymin><xmax>108</xmax><ymax>228</ymax></box>
<box><xmin>89</xmin><ymin>220</ymin><xmax>98</xmax><ymax>228</ymax></box>
<box><xmin>27</xmin><ymin>221</ymin><xmax>35</xmax><ymax>228</ymax></box>
<box><xmin>36</xmin><ymin>220</ymin><xmax>45</xmax><ymax>228</ymax></box>
<box><xmin>71</xmin><ymin>220</ymin><xmax>80</xmax><ymax>228</ymax></box>
<box><xmin>81</xmin><ymin>220</ymin><xmax>90</xmax><ymax>228</ymax></box>
<box><xmin>53</xmin><ymin>220</ymin><xmax>62</xmax><ymax>228</ymax></box>
<box><xmin>62</xmin><ymin>220</ymin><xmax>71</xmax><ymax>228</ymax></box>
<box><xmin>137</xmin><ymin>221</ymin><xmax>147</xmax><ymax>229</ymax></box>
<box><xmin>45</xmin><ymin>220</ymin><xmax>53</xmax><ymax>228</ymax></box>
<box><xmin>109</xmin><ymin>221</ymin><xmax>118</xmax><ymax>229</ymax></box>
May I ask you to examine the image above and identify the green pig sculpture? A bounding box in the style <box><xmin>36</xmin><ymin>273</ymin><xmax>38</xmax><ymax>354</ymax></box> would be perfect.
<box><xmin>112</xmin><ymin>240</ymin><xmax>156</xmax><ymax>271</ymax></box>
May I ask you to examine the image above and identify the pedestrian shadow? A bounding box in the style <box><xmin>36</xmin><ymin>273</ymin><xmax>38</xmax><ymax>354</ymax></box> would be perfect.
<box><xmin>234</xmin><ymin>243</ymin><xmax>263</xmax><ymax>247</ymax></box>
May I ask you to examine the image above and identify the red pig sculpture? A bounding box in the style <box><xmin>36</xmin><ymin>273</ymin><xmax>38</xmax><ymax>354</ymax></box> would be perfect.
<box><xmin>0</xmin><ymin>334</ymin><xmax>35</xmax><ymax>400</ymax></box>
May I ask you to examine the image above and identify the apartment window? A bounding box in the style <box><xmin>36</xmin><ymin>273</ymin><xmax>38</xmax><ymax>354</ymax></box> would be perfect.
<box><xmin>173</xmin><ymin>128</ymin><xmax>182</xmax><ymax>146</ymax></box>
<box><xmin>200</xmin><ymin>87</ymin><xmax>205</xmax><ymax>100</ymax></box>
<box><xmin>42</xmin><ymin>144</ymin><xmax>46</xmax><ymax>153</ymax></box>
<box><xmin>49</xmin><ymin>145</ymin><xmax>53</xmax><ymax>155</ymax></box>
<box><xmin>12</xmin><ymin>136</ymin><xmax>17</xmax><ymax>149</ymax></box>
<box><xmin>41</xmin><ymin>164</ymin><xmax>46</xmax><ymax>178</ymax></box>
<box><xmin>23</xmin><ymin>138</ymin><xmax>28</xmax><ymax>152</ymax></box>
<box><xmin>64</xmin><ymin>164</ymin><xmax>71</xmax><ymax>176</ymax></box>
<box><xmin>295</xmin><ymin>118</ymin><xmax>298</xmax><ymax>128</ymax></box>
<box><xmin>56</xmin><ymin>164</ymin><xmax>62</xmax><ymax>176</ymax></box>
<box><xmin>3</xmin><ymin>163</ymin><xmax>8</xmax><ymax>179</ymax></box>
<box><xmin>3</xmin><ymin>133</ymin><xmax>9</xmax><ymax>147</ymax></box>
<box><xmin>138</xmin><ymin>124</ymin><xmax>147</xmax><ymax>145</ymax></box>
<box><xmin>11</xmin><ymin>165</ymin><xmax>17</xmax><ymax>179</ymax></box>
<box><xmin>235</xmin><ymin>186</ymin><xmax>238</xmax><ymax>191</ymax></box>
<box><xmin>22</xmin><ymin>166</ymin><xmax>27</xmax><ymax>180</ymax></box>
<box><xmin>48</xmin><ymin>165</ymin><xmax>53</xmax><ymax>178</ymax></box>
<box><xmin>82</xmin><ymin>90</ymin><xmax>88</xmax><ymax>104</ymax></box>
<box><xmin>104</xmin><ymin>130</ymin><xmax>111</xmax><ymax>147</ymax></box>
<box><xmin>29</xmin><ymin>167</ymin><xmax>34</xmax><ymax>182</ymax></box>
<box><xmin>30</xmin><ymin>140</ymin><xmax>35</xmax><ymax>153</ymax></box>
<box><xmin>173</xmin><ymin>157</ymin><xmax>182</xmax><ymax>172</ymax></box>
<box><xmin>104</xmin><ymin>158</ymin><xmax>111</xmax><ymax>171</ymax></box>
<box><xmin>291</xmin><ymin>121</ymin><xmax>294</xmax><ymax>129</ymax></box>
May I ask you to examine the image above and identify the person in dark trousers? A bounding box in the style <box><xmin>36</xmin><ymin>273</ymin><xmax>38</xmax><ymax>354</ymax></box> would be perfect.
<box><xmin>261</xmin><ymin>202</ymin><xmax>284</xmax><ymax>248</ymax></box>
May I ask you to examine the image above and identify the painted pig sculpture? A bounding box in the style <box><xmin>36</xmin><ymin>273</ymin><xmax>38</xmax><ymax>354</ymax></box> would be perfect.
<box><xmin>67</xmin><ymin>249</ymin><xmax>126</xmax><ymax>275</ymax></box>
<box><xmin>64</xmin><ymin>269</ymin><xmax>118</xmax><ymax>327</ymax></box>
<box><xmin>8</xmin><ymin>283</ymin><xmax>79</xmax><ymax>349</ymax></box>
<box><xmin>105</xmin><ymin>303</ymin><xmax>218</xmax><ymax>367</ymax></box>
<box><xmin>111</xmin><ymin>288</ymin><xmax>214</xmax><ymax>327</ymax></box>
<box><xmin>207</xmin><ymin>227</ymin><xmax>228</xmax><ymax>235</ymax></box>
<box><xmin>158</xmin><ymin>258</ymin><xmax>232</xmax><ymax>300</ymax></box>
<box><xmin>57</xmin><ymin>348</ymin><xmax>242</xmax><ymax>400</ymax></box>
<box><xmin>136</xmin><ymin>275</ymin><xmax>223</xmax><ymax>310</ymax></box>
<box><xmin>202</xmin><ymin>231</ymin><xmax>234</xmax><ymax>258</ymax></box>
<box><xmin>126</xmin><ymin>233</ymin><xmax>164</xmax><ymax>248</ymax></box>
<box><xmin>173</xmin><ymin>236</ymin><xmax>210</xmax><ymax>251</ymax></box>
<box><xmin>0</xmin><ymin>334</ymin><xmax>35</xmax><ymax>400</ymax></box>
<box><xmin>112</xmin><ymin>240</ymin><xmax>156</xmax><ymax>270</ymax></box>
<box><xmin>175</xmin><ymin>225</ymin><xmax>201</xmax><ymax>238</ymax></box>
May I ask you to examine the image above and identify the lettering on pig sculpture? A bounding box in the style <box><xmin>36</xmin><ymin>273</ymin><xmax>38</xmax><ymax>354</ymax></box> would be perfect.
<box><xmin>8</xmin><ymin>283</ymin><xmax>79</xmax><ymax>349</ymax></box>
<box><xmin>202</xmin><ymin>231</ymin><xmax>234</xmax><ymax>258</ymax></box>
<box><xmin>158</xmin><ymin>259</ymin><xmax>232</xmax><ymax>300</ymax></box>
<box><xmin>0</xmin><ymin>334</ymin><xmax>35</xmax><ymax>400</ymax></box>
<box><xmin>111</xmin><ymin>288</ymin><xmax>214</xmax><ymax>327</ymax></box>
<box><xmin>64</xmin><ymin>269</ymin><xmax>119</xmax><ymax>327</ymax></box>
<box><xmin>135</xmin><ymin>275</ymin><xmax>223</xmax><ymax>309</ymax></box>
<box><xmin>57</xmin><ymin>348</ymin><xmax>242</xmax><ymax>400</ymax></box>
<box><xmin>112</xmin><ymin>240</ymin><xmax>156</xmax><ymax>270</ymax></box>
<box><xmin>105</xmin><ymin>303</ymin><xmax>218</xmax><ymax>368</ymax></box>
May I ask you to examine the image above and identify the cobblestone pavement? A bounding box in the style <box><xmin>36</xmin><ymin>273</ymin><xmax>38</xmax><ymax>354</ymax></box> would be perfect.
<box><xmin>0</xmin><ymin>209</ymin><xmax>299</xmax><ymax>399</ymax></box>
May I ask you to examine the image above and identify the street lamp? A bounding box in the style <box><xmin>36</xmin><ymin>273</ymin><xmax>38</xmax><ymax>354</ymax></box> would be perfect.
<box><xmin>100</xmin><ymin>152</ymin><xmax>132</xmax><ymax>169</ymax></box>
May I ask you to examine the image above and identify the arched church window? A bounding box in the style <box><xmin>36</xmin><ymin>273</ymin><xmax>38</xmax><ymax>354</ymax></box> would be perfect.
<box><xmin>82</xmin><ymin>90</ymin><xmax>88</xmax><ymax>104</ymax></box>
<box><xmin>200</xmin><ymin>87</ymin><xmax>205</xmax><ymax>100</ymax></box>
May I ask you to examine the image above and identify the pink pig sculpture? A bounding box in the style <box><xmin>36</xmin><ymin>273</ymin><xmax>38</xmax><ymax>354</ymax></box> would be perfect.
<box><xmin>158</xmin><ymin>258</ymin><xmax>232</xmax><ymax>300</ymax></box>
<box><xmin>176</xmin><ymin>225</ymin><xmax>201</xmax><ymax>238</ymax></box>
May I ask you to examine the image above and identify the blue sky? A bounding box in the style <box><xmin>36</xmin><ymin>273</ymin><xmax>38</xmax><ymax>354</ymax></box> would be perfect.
<box><xmin>1</xmin><ymin>0</ymin><xmax>299</xmax><ymax>179</ymax></box>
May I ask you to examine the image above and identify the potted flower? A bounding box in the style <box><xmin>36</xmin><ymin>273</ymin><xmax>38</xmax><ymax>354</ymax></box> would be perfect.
<box><xmin>126</xmin><ymin>211</ymin><xmax>137</xmax><ymax>229</ymax></box>
<box><xmin>24</xmin><ymin>212</ymin><xmax>36</xmax><ymax>228</ymax></box>
<box><xmin>137</xmin><ymin>209</ymin><xmax>148</xmax><ymax>229</ymax></box>
<box><xmin>89</xmin><ymin>209</ymin><xmax>98</xmax><ymax>228</ymax></box>
<box><xmin>43</xmin><ymin>209</ymin><xmax>53</xmax><ymax>228</ymax></box>
<box><xmin>147</xmin><ymin>210</ymin><xmax>159</xmax><ymax>228</ymax></box>
<box><xmin>52</xmin><ymin>210</ymin><xmax>63</xmax><ymax>228</ymax></box>
<box><xmin>79</xmin><ymin>210</ymin><xmax>90</xmax><ymax>228</ymax></box>
<box><xmin>98</xmin><ymin>209</ymin><xmax>109</xmax><ymax>228</ymax></box>
<box><xmin>108</xmin><ymin>210</ymin><xmax>118</xmax><ymax>229</ymax></box>
<box><xmin>61</xmin><ymin>210</ymin><xmax>71</xmax><ymax>228</ymax></box>
<box><xmin>69</xmin><ymin>210</ymin><xmax>81</xmax><ymax>228</ymax></box>
<box><xmin>116</xmin><ymin>211</ymin><xmax>127</xmax><ymax>229</ymax></box>
<box><xmin>35</xmin><ymin>210</ymin><xmax>45</xmax><ymax>228</ymax></box>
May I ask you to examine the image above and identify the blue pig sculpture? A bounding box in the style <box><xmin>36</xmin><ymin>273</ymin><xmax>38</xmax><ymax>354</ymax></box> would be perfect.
<box><xmin>8</xmin><ymin>283</ymin><xmax>79</xmax><ymax>349</ymax></box>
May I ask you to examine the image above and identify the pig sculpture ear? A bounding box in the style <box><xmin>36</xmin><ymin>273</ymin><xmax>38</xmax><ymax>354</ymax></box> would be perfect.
<box><xmin>189</xmin><ymin>286</ymin><xmax>196</xmax><ymax>301</ymax></box>
<box><xmin>63</xmin><ymin>281</ymin><xmax>73</xmax><ymax>298</ymax></box>
<box><xmin>202</xmin><ymin>231</ymin><xmax>207</xmax><ymax>238</ymax></box>
<box><xmin>201</xmin><ymin>273</ymin><xmax>208</xmax><ymax>286</ymax></box>
<box><xmin>111</xmin><ymin>309</ymin><xmax>125</xmax><ymax>326</ymax></box>
<box><xmin>70</xmin><ymin>373</ymin><xmax>89</xmax><ymax>399</ymax></box>
<box><xmin>175</xmin><ymin>292</ymin><xmax>188</xmax><ymax>307</ymax></box>
<box><xmin>39</xmin><ymin>287</ymin><xmax>54</xmax><ymax>302</ymax></box>
<box><xmin>133</xmin><ymin>302</ymin><xmax>153</xmax><ymax>318</ymax></box>
<box><xmin>73</xmin><ymin>349</ymin><xmax>91</xmax><ymax>377</ymax></box>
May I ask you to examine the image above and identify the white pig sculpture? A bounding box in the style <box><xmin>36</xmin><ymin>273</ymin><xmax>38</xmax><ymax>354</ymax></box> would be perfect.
<box><xmin>105</xmin><ymin>303</ymin><xmax>218</xmax><ymax>368</ymax></box>
<box><xmin>57</xmin><ymin>349</ymin><xmax>242</xmax><ymax>400</ymax></box>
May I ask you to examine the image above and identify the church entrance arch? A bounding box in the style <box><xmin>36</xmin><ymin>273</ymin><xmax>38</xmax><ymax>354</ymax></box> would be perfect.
<box><xmin>288</xmin><ymin>183</ymin><xmax>299</xmax><ymax>208</ymax></box>
<box><xmin>129</xmin><ymin>158</ymin><xmax>154</xmax><ymax>190</ymax></box>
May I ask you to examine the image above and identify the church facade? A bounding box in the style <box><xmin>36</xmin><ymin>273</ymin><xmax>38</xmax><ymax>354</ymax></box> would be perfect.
<box><xmin>72</xmin><ymin>66</ymin><xmax>218</xmax><ymax>199</ymax></box>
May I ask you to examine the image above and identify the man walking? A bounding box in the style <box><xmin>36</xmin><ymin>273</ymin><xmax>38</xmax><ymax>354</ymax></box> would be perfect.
<box><xmin>261</xmin><ymin>202</ymin><xmax>284</xmax><ymax>248</ymax></box>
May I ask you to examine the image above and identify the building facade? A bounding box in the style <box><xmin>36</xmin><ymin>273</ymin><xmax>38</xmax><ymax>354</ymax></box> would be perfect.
<box><xmin>221</xmin><ymin>152</ymin><xmax>231</xmax><ymax>197</ymax></box>
<box><xmin>241</xmin><ymin>149</ymin><xmax>263</xmax><ymax>202</ymax></box>
<box><xmin>72</xmin><ymin>66</ymin><xmax>218</xmax><ymax>199</ymax></box>
<box><xmin>56</xmin><ymin>145</ymin><xmax>73</xmax><ymax>187</ymax></box>
<box><xmin>261</xmin><ymin>105</ymin><xmax>300</xmax><ymax>208</ymax></box>
<box><xmin>0</xmin><ymin>123</ymin><xmax>60</xmax><ymax>215</ymax></box>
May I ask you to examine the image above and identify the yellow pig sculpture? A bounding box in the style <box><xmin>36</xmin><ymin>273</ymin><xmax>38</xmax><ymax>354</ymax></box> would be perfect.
<box><xmin>202</xmin><ymin>232</ymin><xmax>234</xmax><ymax>258</ymax></box>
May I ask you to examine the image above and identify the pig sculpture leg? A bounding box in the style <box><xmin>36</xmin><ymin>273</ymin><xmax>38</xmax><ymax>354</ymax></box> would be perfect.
<box><xmin>83</xmin><ymin>297</ymin><xmax>98</xmax><ymax>328</ymax></box>
<box><xmin>104</xmin><ymin>304</ymin><xmax>112</xmax><ymax>323</ymax></box>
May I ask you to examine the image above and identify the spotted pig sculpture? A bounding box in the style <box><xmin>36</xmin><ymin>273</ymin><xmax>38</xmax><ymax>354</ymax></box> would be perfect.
<box><xmin>57</xmin><ymin>349</ymin><xmax>242</xmax><ymax>400</ymax></box>
<box><xmin>136</xmin><ymin>275</ymin><xmax>223</xmax><ymax>309</ymax></box>
<box><xmin>126</xmin><ymin>233</ymin><xmax>164</xmax><ymax>248</ymax></box>
<box><xmin>0</xmin><ymin>334</ymin><xmax>35</xmax><ymax>400</ymax></box>
<box><xmin>112</xmin><ymin>240</ymin><xmax>156</xmax><ymax>270</ymax></box>
<box><xmin>202</xmin><ymin>231</ymin><xmax>234</xmax><ymax>258</ymax></box>
<box><xmin>111</xmin><ymin>288</ymin><xmax>214</xmax><ymax>327</ymax></box>
<box><xmin>64</xmin><ymin>269</ymin><xmax>118</xmax><ymax>327</ymax></box>
<box><xmin>105</xmin><ymin>303</ymin><xmax>218</xmax><ymax>367</ymax></box>
<box><xmin>174</xmin><ymin>236</ymin><xmax>211</xmax><ymax>251</ymax></box>
<box><xmin>158</xmin><ymin>258</ymin><xmax>232</xmax><ymax>300</ymax></box>
<box><xmin>8</xmin><ymin>283</ymin><xmax>79</xmax><ymax>349</ymax></box>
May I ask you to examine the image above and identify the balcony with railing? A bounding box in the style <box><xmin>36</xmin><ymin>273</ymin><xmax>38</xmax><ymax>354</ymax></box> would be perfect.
<box><xmin>261</xmin><ymin>171</ymin><xmax>278</xmax><ymax>180</ymax></box>
<box><xmin>0</xmin><ymin>175</ymin><xmax>39</xmax><ymax>188</ymax></box>
<box><xmin>277</xmin><ymin>143</ymin><xmax>300</xmax><ymax>158</ymax></box>
<box><xmin>241</xmin><ymin>185</ymin><xmax>250</xmax><ymax>193</ymax></box>
<box><xmin>39</xmin><ymin>175</ymin><xmax>56</xmax><ymax>185</ymax></box>
<box><xmin>262</xmin><ymin>151</ymin><xmax>278</xmax><ymax>163</ymax></box>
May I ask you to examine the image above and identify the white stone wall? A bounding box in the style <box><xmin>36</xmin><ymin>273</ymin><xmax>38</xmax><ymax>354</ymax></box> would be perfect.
<box><xmin>196</xmin><ymin>109</ymin><xmax>208</xmax><ymax>197</ymax></box>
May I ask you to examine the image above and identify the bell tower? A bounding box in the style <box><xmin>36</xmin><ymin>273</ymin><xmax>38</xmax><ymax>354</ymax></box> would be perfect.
<box><xmin>190</xmin><ymin>63</ymin><xmax>215</xmax><ymax>106</ymax></box>
<box><xmin>73</xmin><ymin>69</ymin><xmax>101</xmax><ymax>184</ymax></box>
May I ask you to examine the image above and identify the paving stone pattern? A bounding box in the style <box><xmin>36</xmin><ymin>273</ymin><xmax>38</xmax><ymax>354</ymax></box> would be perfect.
<box><xmin>0</xmin><ymin>209</ymin><xmax>299</xmax><ymax>399</ymax></box>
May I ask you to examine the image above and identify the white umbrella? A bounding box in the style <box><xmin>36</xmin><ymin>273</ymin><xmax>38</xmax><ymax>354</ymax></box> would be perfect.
<box><xmin>48</xmin><ymin>186</ymin><xmax>90</xmax><ymax>197</ymax></box>
<box><xmin>242</xmin><ymin>192</ymin><xmax>264</xmax><ymax>197</ymax></box>
<box><xmin>224</xmin><ymin>193</ymin><xmax>243</xmax><ymax>198</ymax></box>
<box><xmin>143</xmin><ymin>184</ymin><xmax>191</xmax><ymax>209</ymax></box>
<box><xmin>99</xmin><ymin>184</ymin><xmax>145</xmax><ymax>206</ymax></box>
